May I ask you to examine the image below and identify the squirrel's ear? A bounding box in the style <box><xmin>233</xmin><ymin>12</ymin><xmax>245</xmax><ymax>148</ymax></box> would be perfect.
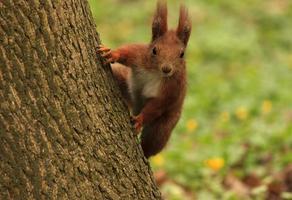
<box><xmin>176</xmin><ymin>5</ymin><xmax>192</xmax><ymax>46</ymax></box>
<box><xmin>152</xmin><ymin>1</ymin><xmax>168</xmax><ymax>41</ymax></box>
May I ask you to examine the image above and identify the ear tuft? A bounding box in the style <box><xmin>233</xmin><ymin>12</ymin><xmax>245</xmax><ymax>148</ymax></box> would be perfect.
<box><xmin>152</xmin><ymin>0</ymin><xmax>168</xmax><ymax>41</ymax></box>
<box><xmin>176</xmin><ymin>5</ymin><xmax>192</xmax><ymax>46</ymax></box>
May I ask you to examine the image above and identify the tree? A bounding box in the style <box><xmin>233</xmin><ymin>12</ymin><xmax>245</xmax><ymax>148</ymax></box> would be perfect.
<box><xmin>0</xmin><ymin>1</ymin><xmax>161</xmax><ymax>199</ymax></box>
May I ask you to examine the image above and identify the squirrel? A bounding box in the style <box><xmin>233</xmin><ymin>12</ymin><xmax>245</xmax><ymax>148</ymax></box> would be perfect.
<box><xmin>98</xmin><ymin>1</ymin><xmax>191</xmax><ymax>158</ymax></box>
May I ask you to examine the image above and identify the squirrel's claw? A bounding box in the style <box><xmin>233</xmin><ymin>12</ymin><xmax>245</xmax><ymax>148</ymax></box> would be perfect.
<box><xmin>98</xmin><ymin>45</ymin><xmax>111</xmax><ymax>53</ymax></box>
<box><xmin>102</xmin><ymin>51</ymin><xmax>112</xmax><ymax>58</ymax></box>
<box><xmin>131</xmin><ymin>115</ymin><xmax>143</xmax><ymax>134</ymax></box>
<box><xmin>97</xmin><ymin>44</ymin><xmax>117</xmax><ymax>64</ymax></box>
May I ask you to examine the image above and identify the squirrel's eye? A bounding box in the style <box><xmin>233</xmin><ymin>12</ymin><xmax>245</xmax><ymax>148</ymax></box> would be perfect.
<box><xmin>180</xmin><ymin>51</ymin><xmax>185</xmax><ymax>58</ymax></box>
<box><xmin>152</xmin><ymin>47</ymin><xmax>157</xmax><ymax>55</ymax></box>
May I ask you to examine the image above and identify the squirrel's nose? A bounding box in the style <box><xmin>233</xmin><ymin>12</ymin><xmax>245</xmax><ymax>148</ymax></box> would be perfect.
<box><xmin>162</xmin><ymin>66</ymin><xmax>172</xmax><ymax>74</ymax></box>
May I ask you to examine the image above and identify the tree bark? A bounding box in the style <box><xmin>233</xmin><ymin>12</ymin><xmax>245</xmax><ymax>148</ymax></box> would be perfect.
<box><xmin>0</xmin><ymin>1</ymin><xmax>161</xmax><ymax>199</ymax></box>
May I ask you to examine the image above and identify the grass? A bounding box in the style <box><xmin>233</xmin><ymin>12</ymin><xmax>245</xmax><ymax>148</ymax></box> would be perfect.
<box><xmin>89</xmin><ymin>0</ymin><xmax>292</xmax><ymax>199</ymax></box>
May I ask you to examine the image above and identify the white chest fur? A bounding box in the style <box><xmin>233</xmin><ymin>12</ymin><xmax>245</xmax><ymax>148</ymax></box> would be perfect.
<box><xmin>129</xmin><ymin>68</ymin><xmax>162</xmax><ymax>98</ymax></box>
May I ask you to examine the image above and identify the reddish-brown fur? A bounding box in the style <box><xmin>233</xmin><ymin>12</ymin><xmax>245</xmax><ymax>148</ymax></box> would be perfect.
<box><xmin>98</xmin><ymin>1</ymin><xmax>191</xmax><ymax>158</ymax></box>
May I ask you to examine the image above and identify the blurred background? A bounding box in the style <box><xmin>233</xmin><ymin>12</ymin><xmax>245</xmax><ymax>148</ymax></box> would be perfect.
<box><xmin>89</xmin><ymin>0</ymin><xmax>292</xmax><ymax>199</ymax></box>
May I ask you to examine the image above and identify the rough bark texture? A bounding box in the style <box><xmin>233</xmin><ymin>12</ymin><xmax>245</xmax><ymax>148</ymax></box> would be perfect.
<box><xmin>0</xmin><ymin>0</ymin><xmax>161</xmax><ymax>199</ymax></box>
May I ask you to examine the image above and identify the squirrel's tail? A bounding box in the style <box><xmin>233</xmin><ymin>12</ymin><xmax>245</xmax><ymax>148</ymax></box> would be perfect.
<box><xmin>140</xmin><ymin>113</ymin><xmax>179</xmax><ymax>158</ymax></box>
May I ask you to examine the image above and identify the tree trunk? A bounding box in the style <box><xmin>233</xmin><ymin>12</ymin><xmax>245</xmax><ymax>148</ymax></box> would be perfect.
<box><xmin>0</xmin><ymin>1</ymin><xmax>161</xmax><ymax>199</ymax></box>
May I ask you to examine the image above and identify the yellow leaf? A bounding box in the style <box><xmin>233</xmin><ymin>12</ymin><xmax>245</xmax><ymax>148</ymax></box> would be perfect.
<box><xmin>235</xmin><ymin>106</ymin><xmax>248</xmax><ymax>120</ymax></box>
<box><xmin>186</xmin><ymin>119</ymin><xmax>198</xmax><ymax>132</ymax></box>
<box><xmin>261</xmin><ymin>100</ymin><xmax>272</xmax><ymax>115</ymax></box>
<box><xmin>205</xmin><ymin>157</ymin><xmax>225</xmax><ymax>171</ymax></box>
<box><xmin>151</xmin><ymin>155</ymin><xmax>165</xmax><ymax>167</ymax></box>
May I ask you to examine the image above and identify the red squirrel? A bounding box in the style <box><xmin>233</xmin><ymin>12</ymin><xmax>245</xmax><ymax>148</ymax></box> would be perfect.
<box><xmin>98</xmin><ymin>1</ymin><xmax>191</xmax><ymax>158</ymax></box>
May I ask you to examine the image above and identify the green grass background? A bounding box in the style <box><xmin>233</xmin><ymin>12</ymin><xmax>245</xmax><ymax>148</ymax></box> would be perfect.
<box><xmin>89</xmin><ymin>0</ymin><xmax>292</xmax><ymax>199</ymax></box>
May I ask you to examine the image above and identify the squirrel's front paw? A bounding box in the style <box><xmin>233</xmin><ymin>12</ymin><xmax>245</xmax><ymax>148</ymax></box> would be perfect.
<box><xmin>97</xmin><ymin>44</ymin><xmax>118</xmax><ymax>64</ymax></box>
<box><xmin>130</xmin><ymin>114</ymin><xmax>143</xmax><ymax>134</ymax></box>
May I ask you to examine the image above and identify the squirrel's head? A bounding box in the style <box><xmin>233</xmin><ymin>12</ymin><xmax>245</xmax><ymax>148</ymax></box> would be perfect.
<box><xmin>149</xmin><ymin>1</ymin><xmax>191</xmax><ymax>78</ymax></box>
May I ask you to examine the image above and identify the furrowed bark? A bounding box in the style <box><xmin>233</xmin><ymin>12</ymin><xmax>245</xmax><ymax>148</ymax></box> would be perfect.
<box><xmin>0</xmin><ymin>0</ymin><xmax>161</xmax><ymax>199</ymax></box>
